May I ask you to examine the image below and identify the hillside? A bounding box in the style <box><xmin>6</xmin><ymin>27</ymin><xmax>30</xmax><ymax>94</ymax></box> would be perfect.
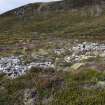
<box><xmin>1</xmin><ymin>0</ymin><xmax>105</xmax><ymax>105</ymax></box>
<box><xmin>0</xmin><ymin>0</ymin><xmax>105</xmax><ymax>39</ymax></box>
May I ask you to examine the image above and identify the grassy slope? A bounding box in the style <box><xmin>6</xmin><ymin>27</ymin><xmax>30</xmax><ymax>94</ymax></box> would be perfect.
<box><xmin>0</xmin><ymin>10</ymin><xmax>105</xmax><ymax>39</ymax></box>
<box><xmin>1</xmin><ymin>69</ymin><xmax>105</xmax><ymax>105</ymax></box>
<box><xmin>52</xmin><ymin>70</ymin><xmax>105</xmax><ymax>105</ymax></box>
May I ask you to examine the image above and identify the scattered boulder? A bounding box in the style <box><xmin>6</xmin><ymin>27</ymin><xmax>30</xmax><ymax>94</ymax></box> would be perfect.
<box><xmin>96</xmin><ymin>81</ymin><xmax>105</xmax><ymax>89</ymax></box>
<box><xmin>23</xmin><ymin>88</ymin><xmax>39</xmax><ymax>105</ymax></box>
<box><xmin>42</xmin><ymin>95</ymin><xmax>53</xmax><ymax>105</ymax></box>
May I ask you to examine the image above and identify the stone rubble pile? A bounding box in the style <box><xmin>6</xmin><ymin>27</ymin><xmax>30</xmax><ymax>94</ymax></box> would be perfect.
<box><xmin>64</xmin><ymin>42</ymin><xmax>105</xmax><ymax>63</ymax></box>
<box><xmin>0</xmin><ymin>56</ymin><xmax>55</xmax><ymax>79</ymax></box>
<box><xmin>1</xmin><ymin>41</ymin><xmax>105</xmax><ymax>79</ymax></box>
<box><xmin>28</xmin><ymin>57</ymin><xmax>55</xmax><ymax>70</ymax></box>
<box><xmin>72</xmin><ymin>42</ymin><xmax>105</xmax><ymax>54</ymax></box>
<box><xmin>0</xmin><ymin>56</ymin><xmax>28</xmax><ymax>78</ymax></box>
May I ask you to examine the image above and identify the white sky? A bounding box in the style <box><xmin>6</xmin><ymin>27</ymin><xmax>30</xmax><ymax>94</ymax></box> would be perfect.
<box><xmin>0</xmin><ymin>0</ymin><xmax>60</xmax><ymax>14</ymax></box>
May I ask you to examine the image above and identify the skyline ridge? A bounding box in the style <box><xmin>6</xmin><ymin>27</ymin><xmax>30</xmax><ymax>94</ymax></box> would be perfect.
<box><xmin>0</xmin><ymin>0</ymin><xmax>61</xmax><ymax>14</ymax></box>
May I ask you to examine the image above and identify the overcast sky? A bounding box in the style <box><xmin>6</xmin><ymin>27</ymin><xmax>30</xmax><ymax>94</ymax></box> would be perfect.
<box><xmin>0</xmin><ymin>0</ymin><xmax>60</xmax><ymax>14</ymax></box>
